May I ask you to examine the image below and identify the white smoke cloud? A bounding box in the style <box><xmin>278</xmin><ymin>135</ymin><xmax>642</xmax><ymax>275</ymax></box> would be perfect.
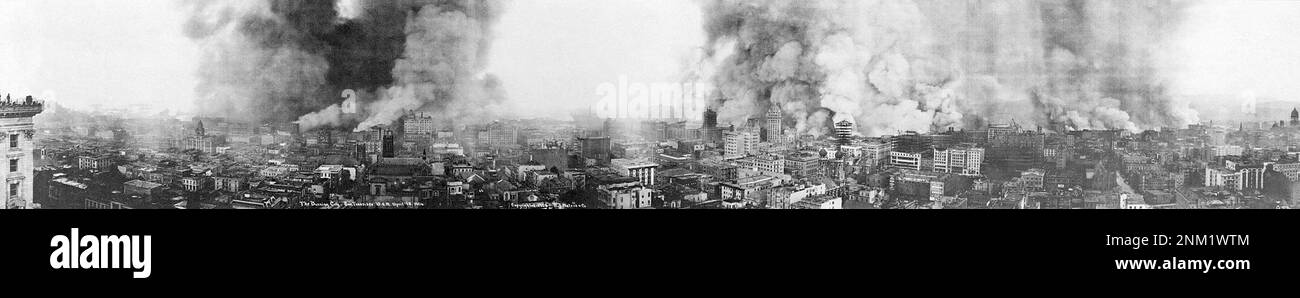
<box><xmin>699</xmin><ymin>0</ymin><xmax>1200</xmax><ymax>137</ymax></box>
<box><xmin>351</xmin><ymin>0</ymin><xmax>506</xmax><ymax>132</ymax></box>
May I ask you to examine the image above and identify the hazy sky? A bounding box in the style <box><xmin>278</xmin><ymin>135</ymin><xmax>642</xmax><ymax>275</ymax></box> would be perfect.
<box><xmin>1172</xmin><ymin>0</ymin><xmax>1300</xmax><ymax>102</ymax></box>
<box><xmin>487</xmin><ymin>0</ymin><xmax>705</xmax><ymax>119</ymax></box>
<box><xmin>1</xmin><ymin>0</ymin><xmax>1298</xmax><ymax>116</ymax></box>
<box><xmin>0</xmin><ymin>0</ymin><xmax>198</xmax><ymax>113</ymax></box>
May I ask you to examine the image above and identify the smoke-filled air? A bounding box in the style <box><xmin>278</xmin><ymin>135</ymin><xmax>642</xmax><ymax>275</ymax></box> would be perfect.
<box><xmin>183</xmin><ymin>0</ymin><xmax>506</xmax><ymax>132</ymax></box>
<box><xmin>696</xmin><ymin>0</ymin><xmax>1201</xmax><ymax>137</ymax></box>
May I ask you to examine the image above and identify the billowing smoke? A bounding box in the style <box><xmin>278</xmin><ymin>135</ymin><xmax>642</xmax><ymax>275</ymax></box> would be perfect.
<box><xmin>355</xmin><ymin>0</ymin><xmax>507</xmax><ymax>132</ymax></box>
<box><xmin>698</xmin><ymin>0</ymin><xmax>1199</xmax><ymax>137</ymax></box>
<box><xmin>182</xmin><ymin>0</ymin><xmax>505</xmax><ymax>132</ymax></box>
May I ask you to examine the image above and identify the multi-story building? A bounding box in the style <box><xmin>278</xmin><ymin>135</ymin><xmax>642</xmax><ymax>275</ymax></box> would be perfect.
<box><xmin>986</xmin><ymin>121</ymin><xmax>1021</xmax><ymax>142</ymax></box>
<box><xmin>479</xmin><ymin>121</ymin><xmax>519</xmax><ymax>148</ymax></box>
<box><xmin>1020</xmin><ymin>169</ymin><xmax>1046</xmax><ymax>191</ymax></box>
<box><xmin>181</xmin><ymin>176</ymin><xmax>211</xmax><ymax>193</ymax></box>
<box><xmin>737</xmin><ymin>154</ymin><xmax>785</xmax><ymax>176</ymax></box>
<box><xmin>784</xmin><ymin>152</ymin><xmax>821</xmax><ymax>179</ymax></box>
<box><xmin>1206</xmin><ymin>166</ymin><xmax>1266</xmax><ymax>190</ymax></box>
<box><xmin>724</xmin><ymin>131</ymin><xmax>759</xmax><ymax>158</ymax></box>
<box><xmin>77</xmin><ymin>155</ymin><xmax>114</xmax><ymax>172</ymax></box>
<box><xmin>765</xmin><ymin>106</ymin><xmax>783</xmax><ymax>143</ymax></box>
<box><xmin>891</xmin><ymin>132</ymin><xmax>930</xmax><ymax>154</ymax></box>
<box><xmin>932</xmin><ymin>144</ymin><xmax>984</xmax><ymax>175</ymax></box>
<box><xmin>989</xmin><ymin>132</ymin><xmax>1045</xmax><ymax>171</ymax></box>
<box><xmin>892</xmin><ymin>170</ymin><xmax>959</xmax><ymax>201</ymax></box>
<box><xmin>185</xmin><ymin>120</ymin><xmax>218</xmax><ymax>153</ymax></box>
<box><xmin>1210</xmin><ymin>145</ymin><xmax>1244</xmax><ymax>157</ymax></box>
<box><xmin>0</xmin><ymin>95</ymin><xmax>41</xmax><ymax>209</ymax></box>
<box><xmin>403</xmin><ymin>111</ymin><xmax>437</xmax><ymax>136</ymax></box>
<box><xmin>768</xmin><ymin>183</ymin><xmax>828</xmax><ymax>209</ymax></box>
<box><xmin>594</xmin><ymin>176</ymin><xmax>653</xmax><ymax>209</ymax></box>
<box><xmin>889</xmin><ymin>151</ymin><xmax>924</xmax><ymax>171</ymax></box>
<box><xmin>579</xmin><ymin>137</ymin><xmax>612</xmax><ymax>166</ymax></box>
<box><xmin>834</xmin><ymin>120</ymin><xmax>855</xmax><ymax>146</ymax></box>
<box><xmin>611</xmin><ymin>159</ymin><xmax>658</xmax><ymax>187</ymax></box>
<box><xmin>717</xmin><ymin>182</ymin><xmax>750</xmax><ymax>203</ymax></box>
<box><xmin>213</xmin><ymin>176</ymin><xmax>246</xmax><ymax>193</ymax></box>
<box><xmin>860</xmin><ymin>138</ymin><xmax>893</xmax><ymax>169</ymax></box>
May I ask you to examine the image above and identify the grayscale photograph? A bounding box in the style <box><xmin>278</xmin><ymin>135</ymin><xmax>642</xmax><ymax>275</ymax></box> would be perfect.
<box><xmin>1</xmin><ymin>0</ymin><xmax>1297</xmax><ymax>210</ymax></box>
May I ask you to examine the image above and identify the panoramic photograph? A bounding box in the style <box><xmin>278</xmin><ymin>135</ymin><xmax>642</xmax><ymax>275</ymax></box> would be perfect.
<box><xmin>4</xmin><ymin>0</ymin><xmax>1297</xmax><ymax>210</ymax></box>
<box><xmin>3</xmin><ymin>0</ymin><xmax>1296</xmax><ymax>286</ymax></box>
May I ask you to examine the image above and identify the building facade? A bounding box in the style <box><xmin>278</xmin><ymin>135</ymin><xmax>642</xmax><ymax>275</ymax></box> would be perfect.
<box><xmin>932</xmin><ymin>144</ymin><xmax>984</xmax><ymax>175</ymax></box>
<box><xmin>724</xmin><ymin>131</ymin><xmax>759</xmax><ymax>158</ymax></box>
<box><xmin>0</xmin><ymin>96</ymin><xmax>41</xmax><ymax>209</ymax></box>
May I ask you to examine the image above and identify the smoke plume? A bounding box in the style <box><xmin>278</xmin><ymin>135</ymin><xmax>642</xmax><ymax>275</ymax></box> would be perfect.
<box><xmin>698</xmin><ymin>0</ymin><xmax>1199</xmax><ymax>137</ymax></box>
<box><xmin>182</xmin><ymin>0</ymin><xmax>506</xmax><ymax>132</ymax></box>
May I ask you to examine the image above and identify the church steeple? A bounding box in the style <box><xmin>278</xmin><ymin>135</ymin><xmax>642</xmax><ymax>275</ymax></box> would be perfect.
<box><xmin>195</xmin><ymin>119</ymin><xmax>206</xmax><ymax>137</ymax></box>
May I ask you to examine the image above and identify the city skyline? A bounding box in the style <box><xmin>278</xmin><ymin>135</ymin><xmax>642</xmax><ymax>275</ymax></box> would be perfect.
<box><xmin>5</xmin><ymin>0</ymin><xmax>1300</xmax><ymax>210</ymax></box>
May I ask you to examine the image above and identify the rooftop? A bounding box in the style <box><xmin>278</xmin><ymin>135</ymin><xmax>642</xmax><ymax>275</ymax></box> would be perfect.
<box><xmin>125</xmin><ymin>180</ymin><xmax>163</xmax><ymax>189</ymax></box>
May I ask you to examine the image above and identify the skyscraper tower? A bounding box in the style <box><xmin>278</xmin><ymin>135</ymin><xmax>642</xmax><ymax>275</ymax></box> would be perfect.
<box><xmin>764</xmin><ymin>105</ymin><xmax>782</xmax><ymax>143</ymax></box>
<box><xmin>702</xmin><ymin>108</ymin><xmax>719</xmax><ymax>144</ymax></box>
<box><xmin>703</xmin><ymin>108</ymin><xmax>718</xmax><ymax>129</ymax></box>
<box><xmin>382</xmin><ymin>130</ymin><xmax>396</xmax><ymax>158</ymax></box>
<box><xmin>1</xmin><ymin>95</ymin><xmax>43</xmax><ymax>209</ymax></box>
<box><xmin>835</xmin><ymin>120</ymin><xmax>855</xmax><ymax>146</ymax></box>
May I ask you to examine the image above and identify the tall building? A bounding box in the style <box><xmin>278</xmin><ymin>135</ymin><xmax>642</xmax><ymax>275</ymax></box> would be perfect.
<box><xmin>0</xmin><ymin>95</ymin><xmax>42</xmax><ymax>209</ymax></box>
<box><xmin>933</xmin><ymin>143</ymin><xmax>985</xmax><ymax>175</ymax></box>
<box><xmin>703</xmin><ymin>108</ymin><xmax>718</xmax><ymax>129</ymax></box>
<box><xmin>480</xmin><ymin>121</ymin><xmax>519</xmax><ymax>148</ymax></box>
<box><xmin>764</xmin><ymin>106</ymin><xmax>782</xmax><ymax>143</ymax></box>
<box><xmin>892</xmin><ymin>131</ymin><xmax>932</xmax><ymax>154</ymax></box>
<box><xmin>989</xmin><ymin>132</ymin><xmax>1045</xmax><ymax>171</ymax></box>
<box><xmin>403</xmin><ymin>111</ymin><xmax>437</xmax><ymax>136</ymax></box>
<box><xmin>861</xmin><ymin>138</ymin><xmax>894</xmax><ymax>169</ymax></box>
<box><xmin>580</xmin><ymin>137</ymin><xmax>612</xmax><ymax>166</ymax></box>
<box><xmin>724</xmin><ymin>131</ymin><xmax>759</xmax><ymax>158</ymax></box>
<box><xmin>185</xmin><ymin>119</ymin><xmax>218</xmax><ymax>153</ymax></box>
<box><xmin>701</xmin><ymin>108</ymin><xmax>720</xmax><ymax>144</ymax></box>
<box><xmin>835</xmin><ymin>120</ymin><xmax>855</xmax><ymax>146</ymax></box>
<box><xmin>382</xmin><ymin>130</ymin><xmax>396</xmax><ymax>158</ymax></box>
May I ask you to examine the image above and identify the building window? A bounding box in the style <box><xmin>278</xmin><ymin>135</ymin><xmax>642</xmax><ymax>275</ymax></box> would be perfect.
<box><xmin>9</xmin><ymin>181</ymin><xmax>18</xmax><ymax>197</ymax></box>
<box><xmin>8</xmin><ymin>134</ymin><xmax>16</xmax><ymax>148</ymax></box>
<box><xmin>9</xmin><ymin>159</ymin><xmax>16</xmax><ymax>172</ymax></box>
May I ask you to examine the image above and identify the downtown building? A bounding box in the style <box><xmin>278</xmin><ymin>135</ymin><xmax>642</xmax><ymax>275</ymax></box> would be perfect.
<box><xmin>611</xmin><ymin>158</ymin><xmax>658</xmax><ymax>187</ymax></box>
<box><xmin>724</xmin><ymin>130</ymin><xmax>759</xmax><ymax>159</ymax></box>
<box><xmin>0</xmin><ymin>95</ymin><xmax>41</xmax><ymax>209</ymax></box>
<box><xmin>932</xmin><ymin>143</ymin><xmax>984</xmax><ymax>176</ymax></box>
<box><xmin>764</xmin><ymin>106</ymin><xmax>783</xmax><ymax>143</ymax></box>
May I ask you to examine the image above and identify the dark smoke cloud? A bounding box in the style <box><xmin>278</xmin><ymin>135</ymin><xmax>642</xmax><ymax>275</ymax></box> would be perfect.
<box><xmin>698</xmin><ymin>0</ymin><xmax>1199</xmax><ymax>137</ymax></box>
<box><xmin>183</xmin><ymin>0</ymin><xmax>506</xmax><ymax>131</ymax></box>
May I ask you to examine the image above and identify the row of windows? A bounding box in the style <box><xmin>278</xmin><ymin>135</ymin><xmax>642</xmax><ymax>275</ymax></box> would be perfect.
<box><xmin>6</xmin><ymin>132</ymin><xmax>23</xmax><ymax>198</ymax></box>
